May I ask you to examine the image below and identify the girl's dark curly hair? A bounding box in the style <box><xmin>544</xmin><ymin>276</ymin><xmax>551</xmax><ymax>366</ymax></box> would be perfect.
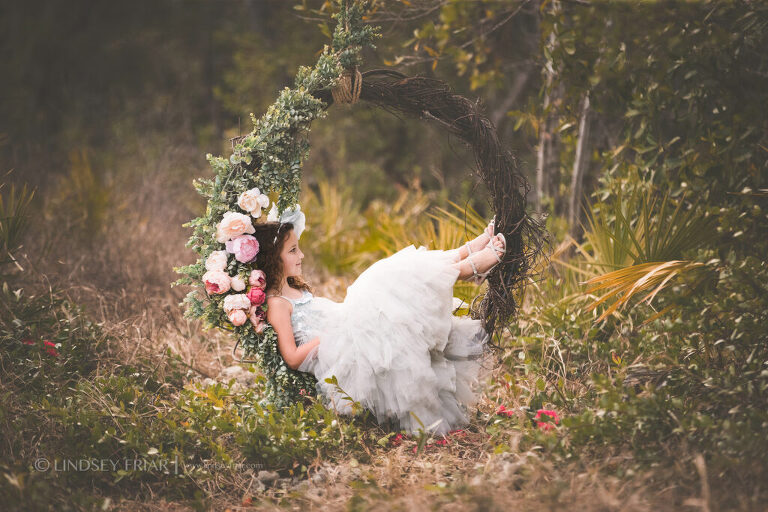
<box><xmin>252</xmin><ymin>222</ymin><xmax>313</xmax><ymax>295</ymax></box>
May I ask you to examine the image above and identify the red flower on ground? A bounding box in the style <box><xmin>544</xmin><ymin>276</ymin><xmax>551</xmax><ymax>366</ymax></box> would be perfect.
<box><xmin>534</xmin><ymin>409</ymin><xmax>560</xmax><ymax>431</ymax></box>
<box><xmin>411</xmin><ymin>437</ymin><xmax>450</xmax><ymax>453</ymax></box>
<box><xmin>22</xmin><ymin>338</ymin><xmax>35</xmax><ymax>345</ymax></box>
<box><xmin>448</xmin><ymin>429</ymin><xmax>467</xmax><ymax>438</ymax></box>
<box><xmin>390</xmin><ymin>433</ymin><xmax>405</xmax><ymax>447</ymax></box>
<box><xmin>42</xmin><ymin>340</ymin><xmax>59</xmax><ymax>357</ymax></box>
<box><xmin>496</xmin><ymin>404</ymin><xmax>514</xmax><ymax>417</ymax></box>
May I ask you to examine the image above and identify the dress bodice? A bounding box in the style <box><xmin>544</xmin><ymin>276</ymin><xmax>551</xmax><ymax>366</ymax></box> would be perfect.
<box><xmin>268</xmin><ymin>289</ymin><xmax>317</xmax><ymax>347</ymax></box>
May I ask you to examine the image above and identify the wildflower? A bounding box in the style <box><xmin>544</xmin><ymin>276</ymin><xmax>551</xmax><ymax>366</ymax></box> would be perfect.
<box><xmin>22</xmin><ymin>338</ymin><xmax>35</xmax><ymax>346</ymax></box>
<box><xmin>390</xmin><ymin>433</ymin><xmax>405</xmax><ymax>447</ymax></box>
<box><xmin>496</xmin><ymin>404</ymin><xmax>514</xmax><ymax>417</ymax></box>
<box><xmin>534</xmin><ymin>409</ymin><xmax>560</xmax><ymax>431</ymax></box>
<box><xmin>411</xmin><ymin>437</ymin><xmax>449</xmax><ymax>453</ymax></box>
<box><xmin>43</xmin><ymin>340</ymin><xmax>59</xmax><ymax>358</ymax></box>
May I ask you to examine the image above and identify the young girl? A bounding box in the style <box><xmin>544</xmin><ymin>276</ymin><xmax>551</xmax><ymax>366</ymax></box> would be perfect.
<box><xmin>251</xmin><ymin>217</ymin><xmax>506</xmax><ymax>435</ymax></box>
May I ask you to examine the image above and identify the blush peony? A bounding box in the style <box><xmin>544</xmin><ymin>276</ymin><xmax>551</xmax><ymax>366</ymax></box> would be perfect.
<box><xmin>227</xmin><ymin>309</ymin><xmax>247</xmax><ymax>326</ymax></box>
<box><xmin>225</xmin><ymin>235</ymin><xmax>260</xmax><ymax>263</ymax></box>
<box><xmin>222</xmin><ymin>293</ymin><xmax>251</xmax><ymax>313</ymax></box>
<box><xmin>215</xmin><ymin>211</ymin><xmax>255</xmax><ymax>243</ymax></box>
<box><xmin>205</xmin><ymin>250</ymin><xmax>228</xmax><ymax>271</ymax></box>
<box><xmin>202</xmin><ymin>270</ymin><xmax>231</xmax><ymax>295</ymax></box>
<box><xmin>249</xmin><ymin>269</ymin><xmax>267</xmax><ymax>288</ymax></box>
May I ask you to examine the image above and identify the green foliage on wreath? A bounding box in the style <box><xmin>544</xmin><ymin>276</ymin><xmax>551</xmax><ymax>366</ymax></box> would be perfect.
<box><xmin>173</xmin><ymin>0</ymin><xmax>380</xmax><ymax>407</ymax></box>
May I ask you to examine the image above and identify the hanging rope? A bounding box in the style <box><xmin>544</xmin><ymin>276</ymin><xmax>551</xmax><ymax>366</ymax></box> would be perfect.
<box><xmin>331</xmin><ymin>67</ymin><xmax>363</xmax><ymax>104</ymax></box>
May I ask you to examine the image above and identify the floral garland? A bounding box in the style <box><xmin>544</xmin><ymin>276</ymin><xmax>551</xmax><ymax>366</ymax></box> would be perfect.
<box><xmin>174</xmin><ymin>1</ymin><xmax>380</xmax><ymax>407</ymax></box>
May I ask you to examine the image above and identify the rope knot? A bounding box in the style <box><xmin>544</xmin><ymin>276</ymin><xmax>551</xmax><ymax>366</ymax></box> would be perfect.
<box><xmin>331</xmin><ymin>67</ymin><xmax>362</xmax><ymax>105</ymax></box>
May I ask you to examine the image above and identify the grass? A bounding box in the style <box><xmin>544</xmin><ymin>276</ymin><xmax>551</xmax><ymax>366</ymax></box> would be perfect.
<box><xmin>1</xmin><ymin>151</ymin><xmax>765</xmax><ymax>510</ymax></box>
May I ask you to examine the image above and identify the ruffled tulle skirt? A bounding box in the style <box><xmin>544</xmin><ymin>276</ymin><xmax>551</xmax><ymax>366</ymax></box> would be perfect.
<box><xmin>299</xmin><ymin>245</ymin><xmax>491</xmax><ymax>435</ymax></box>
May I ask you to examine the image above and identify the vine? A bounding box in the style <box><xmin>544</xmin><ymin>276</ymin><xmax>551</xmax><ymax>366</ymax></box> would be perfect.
<box><xmin>174</xmin><ymin>0</ymin><xmax>381</xmax><ymax>407</ymax></box>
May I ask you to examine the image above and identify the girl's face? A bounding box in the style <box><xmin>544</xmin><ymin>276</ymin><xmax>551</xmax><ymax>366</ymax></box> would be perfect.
<box><xmin>279</xmin><ymin>229</ymin><xmax>304</xmax><ymax>278</ymax></box>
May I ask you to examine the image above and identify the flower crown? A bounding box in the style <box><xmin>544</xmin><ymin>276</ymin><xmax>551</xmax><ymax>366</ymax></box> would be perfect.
<box><xmin>202</xmin><ymin>187</ymin><xmax>305</xmax><ymax>331</ymax></box>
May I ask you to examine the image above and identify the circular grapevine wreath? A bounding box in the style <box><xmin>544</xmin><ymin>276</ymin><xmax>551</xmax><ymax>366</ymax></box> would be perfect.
<box><xmin>174</xmin><ymin>0</ymin><xmax>546</xmax><ymax>408</ymax></box>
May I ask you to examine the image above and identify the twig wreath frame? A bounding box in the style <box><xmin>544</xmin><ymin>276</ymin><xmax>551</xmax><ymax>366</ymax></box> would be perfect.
<box><xmin>174</xmin><ymin>0</ymin><xmax>546</xmax><ymax>408</ymax></box>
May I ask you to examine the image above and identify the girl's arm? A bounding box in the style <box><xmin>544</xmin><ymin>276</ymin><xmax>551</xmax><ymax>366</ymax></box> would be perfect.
<box><xmin>266</xmin><ymin>297</ymin><xmax>320</xmax><ymax>370</ymax></box>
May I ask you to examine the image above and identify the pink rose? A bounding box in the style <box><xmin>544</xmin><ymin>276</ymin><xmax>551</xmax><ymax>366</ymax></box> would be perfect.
<box><xmin>249</xmin><ymin>269</ymin><xmax>267</xmax><ymax>289</ymax></box>
<box><xmin>247</xmin><ymin>287</ymin><xmax>266</xmax><ymax>306</ymax></box>
<box><xmin>202</xmin><ymin>270</ymin><xmax>231</xmax><ymax>295</ymax></box>
<box><xmin>227</xmin><ymin>309</ymin><xmax>247</xmax><ymax>326</ymax></box>
<box><xmin>225</xmin><ymin>235</ymin><xmax>260</xmax><ymax>263</ymax></box>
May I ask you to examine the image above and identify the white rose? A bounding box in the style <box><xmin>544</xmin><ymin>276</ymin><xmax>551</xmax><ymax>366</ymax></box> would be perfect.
<box><xmin>205</xmin><ymin>250</ymin><xmax>228</xmax><ymax>271</ymax></box>
<box><xmin>230</xmin><ymin>275</ymin><xmax>246</xmax><ymax>292</ymax></box>
<box><xmin>222</xmin><ymin>293</ymin><xmax>251</xmax><ymax>313</ymax></box>
<box><xmin>216</xmin><ymin>211</ymin><xmax>255</xmax><ymax>243</ymax></box>
<box><xmin>237</xmin><ymin>188</ymin><xmax>262</xmax><ymax>213</ymax></box>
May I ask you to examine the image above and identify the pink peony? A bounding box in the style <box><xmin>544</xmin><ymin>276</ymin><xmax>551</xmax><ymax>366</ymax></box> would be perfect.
<box><xmin>248</xmin><ymin>305</ymin><xmax>267</xmax><ymax>333</ymax></box>
<box><xmin>216</xmin><ymin>211</ymin><xmax>255</xmax><ymax>243</ymax></box>
<box><xmin>225</xmin><ymin>235</ymin><xmax>260</xmax><ymax>263</ymax></box>
<box><xmin>202</xmin><ymin>270</ymin><xmax>231</xmax><ymax>295</ymax></box>
<box><xmin>247</xmin><ymin>287</ymin><xmax>266</xmax><ymax>306</ymax></box>
<box><xmin>249</xmin><ymin>269</ymin><xmax>267</xmax><ymax>289</ymax></box>
<box><xmin>227</xmin><ymin>309</ymin><xmax>247</xmax><ymax>326</ymax></box>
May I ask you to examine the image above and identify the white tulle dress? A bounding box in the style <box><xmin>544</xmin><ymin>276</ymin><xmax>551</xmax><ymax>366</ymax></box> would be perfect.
<box><xmin>278</xmin><ymin>244</ymin><xmax>491</xmax><ymax>435</ymax></box>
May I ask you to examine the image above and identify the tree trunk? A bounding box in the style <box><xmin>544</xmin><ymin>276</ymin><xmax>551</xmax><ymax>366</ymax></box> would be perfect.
<box><xmin>536</xmin><ymin>31</ymin><xmax>561</xmax><ymax>215</ymax></box>
<box><xmin>568</xmin><ymin>93</ymin><xmax>591</xmax><ymax>240</ymax></box>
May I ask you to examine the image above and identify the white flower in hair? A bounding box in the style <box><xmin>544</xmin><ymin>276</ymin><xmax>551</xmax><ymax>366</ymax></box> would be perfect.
<box><xmin>222</xmin><ymin>293</ymin><xmax>251</xmax><ymax>313</ymax></box>
<box><xmin>267</xmin><ymin>204</ymin><xmax>305</xmax><ymax>240</ymax></box>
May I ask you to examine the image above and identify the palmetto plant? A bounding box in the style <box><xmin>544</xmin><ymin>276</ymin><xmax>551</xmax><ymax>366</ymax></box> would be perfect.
<box><xmin>302</xmin><ymin>176</ymin><xmax>368</xmax><ymax>275</ymax></box>
<box><xmin>557</xmin><ymin>182</ymin><xmax>716</xmax><ymax>323</ymax></box>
